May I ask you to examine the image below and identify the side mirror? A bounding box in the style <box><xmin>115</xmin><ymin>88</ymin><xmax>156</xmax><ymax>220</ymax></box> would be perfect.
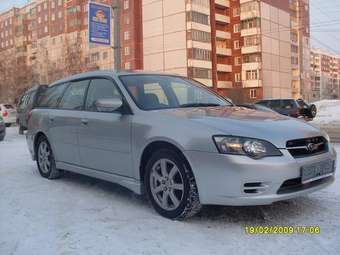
<box><xmin>95</xmin><ymin>97</ymin><xmax>123</xmax><ymax>113</ymax></box>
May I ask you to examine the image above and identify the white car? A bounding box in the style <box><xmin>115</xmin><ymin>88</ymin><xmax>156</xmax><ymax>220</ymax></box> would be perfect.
<box><xmin>0</xmin><ymin>104</ymin><xmax>17</xmax><ymax>127</ymax></box>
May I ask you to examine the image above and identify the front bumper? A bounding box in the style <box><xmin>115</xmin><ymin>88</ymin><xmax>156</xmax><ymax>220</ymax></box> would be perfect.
<box><xmin>185</xmin><ymin>147</ymin><xmax>337</xmax><ymax>206</ymax></box>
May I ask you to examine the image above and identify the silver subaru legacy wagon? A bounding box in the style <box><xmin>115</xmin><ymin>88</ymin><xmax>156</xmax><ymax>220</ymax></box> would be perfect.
<box><xmin>27</xmin><ymin>71</ymin><xmax>337</xmax><ymax>219</ymax></box>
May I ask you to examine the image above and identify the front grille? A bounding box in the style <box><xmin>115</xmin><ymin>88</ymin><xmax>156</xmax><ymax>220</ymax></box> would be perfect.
<box><xmin>277</xmin><ymin>176</ymin><xmax>334</xmax><ymax>194</ymax></box>
<box><xmin>286</xmin><ymin>136</ymin><xmax>328</xmax><ymax>158</ymax></box>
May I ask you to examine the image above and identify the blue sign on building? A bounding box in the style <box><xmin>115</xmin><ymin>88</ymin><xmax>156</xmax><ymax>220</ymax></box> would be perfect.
<box><xmin>88</xmin><ymin>2</ymin><xmax>111</xmax><ymax>46</ymax></box>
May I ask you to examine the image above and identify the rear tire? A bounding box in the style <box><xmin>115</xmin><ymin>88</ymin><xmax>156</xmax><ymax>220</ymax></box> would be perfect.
<box><xmin>5</xmin><ymin>123</ymin><xmax>11</xmax><ymax>127</ymax></box>
<box><xmin>144</xmin><ymin>149</ymin><xmax>201</xmax><ymax>220</ymax></box>
<box><xmin>19</xmin><ymin>125</ymin><xmax>24</xmax><ymax>135</ymax></box>
<box><xmin>307</xmin><ymin>104</ymin><xmax>317</xmax><ymax>119</ymax></box>
<box><xmin>36</xmin><ymin>136</ymin><xmax>62</xmax><ymax>179</ymax></box>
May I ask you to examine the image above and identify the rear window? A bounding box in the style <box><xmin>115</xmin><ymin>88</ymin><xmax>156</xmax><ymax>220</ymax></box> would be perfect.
<box><xmin>38</xmin><ymin>83</ymin><xmax>69</xmax><ymax>108</ymax></box>
<box><xmin>4</xmin><ymin>104</ymin><xmax>14</xmax><ymax>109</ymax></box>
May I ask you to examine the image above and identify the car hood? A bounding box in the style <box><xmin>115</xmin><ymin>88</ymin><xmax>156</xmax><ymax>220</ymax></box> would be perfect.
<box><xmin>160</xmin><ymin>106</ymin><xmax>324</xmax><ymax>148</ymax></box>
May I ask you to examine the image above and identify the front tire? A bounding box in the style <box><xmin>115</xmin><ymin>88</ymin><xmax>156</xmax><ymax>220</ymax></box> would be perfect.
<box><xmin>36</xmin><ymin>136</ymin><xmax>62</xmax><ymax>179</ymax></box>
<box><xmin>145</xmin><ymin>149</ymin><xmax>201</xmax><ymax>220</ymax></box>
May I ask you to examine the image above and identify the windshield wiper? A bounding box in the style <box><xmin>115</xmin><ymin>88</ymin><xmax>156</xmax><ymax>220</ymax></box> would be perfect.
<box><xmin>179</xmin><ymin>103</ymin><xmax>221</xmax><ymax>108</ymax></box>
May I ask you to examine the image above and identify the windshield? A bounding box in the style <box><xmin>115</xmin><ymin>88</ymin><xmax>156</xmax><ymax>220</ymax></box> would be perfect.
<box><xmin>119</xmin><ymin>75</ymin><xmax>231</xmax><ymax>110</ymax></box>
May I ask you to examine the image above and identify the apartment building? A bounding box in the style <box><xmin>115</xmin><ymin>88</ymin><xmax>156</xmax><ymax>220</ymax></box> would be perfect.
<box><xmin>310</xmin><ymin>49</ymin><xmax>340</xmax><ymax>101</ymax></box>
<box><xmin>0</xmin><ymin>0</ymin><xmax>310</xmax><ymax>104</ymax></box>
<box><xmin>290</xmin><ymin>0</ymin><xmax>311</xmax><ymax>101</ymax></box>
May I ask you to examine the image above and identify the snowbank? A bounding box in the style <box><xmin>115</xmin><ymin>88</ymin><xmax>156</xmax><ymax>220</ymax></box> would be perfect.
<box><xmin>312</xmin><ymin>100</ymin><xmax>340</xmax><ymax>125</ymax></box>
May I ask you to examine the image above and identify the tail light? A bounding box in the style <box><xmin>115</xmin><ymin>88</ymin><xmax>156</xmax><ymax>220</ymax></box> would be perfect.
<box><xmin>2</xmin><ymin>111</ymin><xmax>8</xmax><ymax>117</ymax></box>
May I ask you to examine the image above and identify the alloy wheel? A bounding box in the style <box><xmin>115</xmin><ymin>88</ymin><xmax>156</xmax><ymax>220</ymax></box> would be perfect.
<box><xmin>149</xmin><ymin>159</ymin><xmax>184</xmax><ymax>211</ymax></box>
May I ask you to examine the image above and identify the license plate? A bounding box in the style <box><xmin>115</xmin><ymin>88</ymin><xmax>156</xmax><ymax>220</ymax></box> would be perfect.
<box><xmin>301</xmin><ymin>160</ymin><xmax>335</xmax><ymax>184</ymax></box>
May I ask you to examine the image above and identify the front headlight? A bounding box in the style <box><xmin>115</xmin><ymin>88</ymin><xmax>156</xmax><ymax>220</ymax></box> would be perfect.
<box><xmin>213</xmin><ymin>136</ymin><xmax>282</xmax><ymax>159</ymax></box>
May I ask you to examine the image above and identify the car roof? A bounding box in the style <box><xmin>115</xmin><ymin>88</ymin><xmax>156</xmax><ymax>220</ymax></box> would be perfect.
<box><xmin>49</xmin><ymin>70</ymin><xmax>183</xmax><ymax>87</ymax></box>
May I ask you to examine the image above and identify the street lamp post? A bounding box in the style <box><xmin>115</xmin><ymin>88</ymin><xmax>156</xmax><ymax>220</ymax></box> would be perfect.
<box><xmin>112</xmin><ymin>0</ymin><xmax>121</xmax><ymax>71</ymax></box>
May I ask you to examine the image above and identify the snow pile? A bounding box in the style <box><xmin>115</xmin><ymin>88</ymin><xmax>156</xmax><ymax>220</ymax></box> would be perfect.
<box><xmin>312</xmin><ymin>100</ymin><xmax>340</xmax><ymax>125</ymax></box>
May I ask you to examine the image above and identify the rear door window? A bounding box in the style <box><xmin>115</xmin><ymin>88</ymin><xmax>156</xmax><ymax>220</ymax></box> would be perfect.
<box><xmin>38</xmin><ymin>83</ymin><xmax>69</xmax><ymax>108</ymax></box>
<box><xmin>281</xmin><ymin>100</ymin><xmax>295</xmax><ymax>109</ymax></box>
<box><xmin>59</xmin><ymin>80</ymin><xmax>89</xmax><ymax>110</ymax></box>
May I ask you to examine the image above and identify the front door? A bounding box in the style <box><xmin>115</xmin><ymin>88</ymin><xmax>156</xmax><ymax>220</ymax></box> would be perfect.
<box><xmin>77</xmin><ymin>78</ymin><xmax>133</xmax><ymax>177</ymax></box>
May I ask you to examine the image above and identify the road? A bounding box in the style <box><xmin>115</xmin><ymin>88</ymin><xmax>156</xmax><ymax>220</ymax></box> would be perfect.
<box><xmin>0</xmin><ymin>127</ymin><xmax>339</xmax><ymax>255</ymax></box>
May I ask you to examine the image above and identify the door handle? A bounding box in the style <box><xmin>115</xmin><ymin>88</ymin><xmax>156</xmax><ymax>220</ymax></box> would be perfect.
<box><xmin>81</xmin><ymin>119</ymin><xmax>89</xmax><ymax>125</ymax></box>
<box><xmin>49</xmin><ymin>116</ymin><xmax>55</xmax><ymax>122</ymax></box>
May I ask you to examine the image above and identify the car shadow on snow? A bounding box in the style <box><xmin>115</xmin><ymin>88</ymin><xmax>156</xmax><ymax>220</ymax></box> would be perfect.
<box><xmin>59</xmin><ymin>171</ymin><xmax>327</xmax><ymax>224</ymax></box>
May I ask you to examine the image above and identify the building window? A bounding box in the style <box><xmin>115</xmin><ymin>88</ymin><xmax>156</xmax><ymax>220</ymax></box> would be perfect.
<box><xmin>189</xmin><ymin>67</ymin><xmax>212</xmax><ymax>79</ymax></box>
<box><xmin>235</xmin><ymin>73</ymin><xmax>241</xmax><ymax>82</ymax></box>
<box><xmin>124</xmin><ymin>47</ymin><xmax>130</xmax><ymax>56</ymax></box>
<box><xmin>125</xmin><ymin>62</ymin><xmax>131</xmax><ymax>70</ymax></box>
<box><xmin>246</xmin><ymin>70</ymin><xmax>258</xmax><ymax>80</ymax></box>
<box><xmin>125</xmin><ymin>16</ymin><xmax>130</xmax><ymax>25</ymax></box>
<box><xmin>250</xmin><ymin>89</ymin><xmax>257</xmax><ymax>99</ymax></box>
<box><xmin>52</xmin><ymin>1</ymin><xmax>55</xmax><ymax>8</ymax></box>
<box><xmin>38</xmin><ymin>5</ymin><xmax>41</xmax><ymax>12</ymax></box>
<box><xmin>124</xmin><ymin>0</ymin><xmax>129</xmax><ymax>10</ymax></box>
<box><xmin>244</xmin><ymin>35</ymin><xmax>260</xmax><ymax>47</ymax></box>
<box><xmin>58</xmin><ymin>11</ymin><xmax>62</xmax><ymax>18</ymax></box>
<box><xmin>188</xmin><ymin>30</ymin><xmax>211</xmax><ymax>43</ymax></box>
<box><xmin>124</xmin><ymin>31</ymin><xmax>130</xmax><ymax>40</ymax></box>
<box><xmin>44</xmin><ymin>2</ymin><xmax>47</xmax><ymax>10</ymax></box>
<box><xmin>44</xmin><ymin>26</ymin><xmax>48</xmax><ymax>33</ymax></box>
<box><xmin>187</xmin><ymin>11</ymin><xmax>209</xmax><ymax>25</ymax></box>
<box><xmin>233</xmin><ymin>8</ymin><xmax>240</xmax><ymax>17</ymax></box>
<box><xmin>235</xmin><ymin>56</ymin><xmax>241</xmax><ymax>66</ymax></box>
<box><xmin>51</xmin><ymin>14</ymin><xmax>55</xmax><ymax>21</ymax></box>
<box><xmin>234</xmin><ymin>40</ymin><xmax>240</xmax><ymax>50</ymax></box>
<box><xmin>192</xmin><ymin>48</ymin><xmax>211</xmax><ymax>61</ymax></box>
<box><xmin>233</xmin><ymin>24</ymin><xmax>240</xmax><ymax>33</ymax></box>
<box><xmin>58</xmin><ymin>0</ymin><xmax>62</xmax><ymax>6</ymax></box>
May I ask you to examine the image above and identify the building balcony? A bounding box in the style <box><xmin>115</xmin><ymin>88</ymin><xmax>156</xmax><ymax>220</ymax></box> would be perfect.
<box><xmin>215</xmin><ymin>14</ymin><xmax>230</xmax><ymax>24</ymax></box>
<box><xmin>241</xmin><ymin>45</ymin><xmax>261</xmax><ymax>54</ymax></box>
<box><xmin>186</xmin><ymin>3</ymin><xmax>210</xmax><ymax>15</ymax></box>
<box><xmin>188</xmin><ymin>59</ymin><xmax>212</xmax><ymax>69</ymax></box>
<box><xmin>241</xmin><ymin>27</ymin><xmax>260</xmax><ymax>37</ymax></box>
<box><xmin>216</xmin><ymin>47</ymin><xmax>232</xmax><ymax>56</ymax></box>
<box><xmin>240</xmin><ymin>0</ymin><xmax>254</xmax><ymax>3</ymax></box>
<box><xmin>217</xmin><ymin>64</ymin><xmax>232</xmax><ymax>72</ymax></box>
<box><xmin>242</xmin><ymin>80</ymin><xmax>262</xmax><ymax>88</ymax></box>
<box><xmin>240</xmin><ymin>10</ymin><xmax>260</xmax><ymax>21</ymax></box>
<box><xmin>242</xmin><ymin>62</ymin><xmax>261</xmax><ymax>70</ymax></box>
<box><xmin>195</xmin><ymin>78</ymin><xmax>213</xmax><ymax>87</ymax></box>
<box><xmin>215</xmin><ymin>0</ymin><xmax>230</xmax><ymax>8</ymax></box>
<box><xmin>216</xmin><ymin>30</ymin><xmax>231</xmax><ymax>40</ymax></box>
<box><xmin>217</xmin><ymin>80</ymin><xmax>233</xmax><ymax>88</ymax></box>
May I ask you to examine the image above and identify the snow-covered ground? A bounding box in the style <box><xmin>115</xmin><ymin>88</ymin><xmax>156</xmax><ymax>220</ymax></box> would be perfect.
<box><xmin>312</xmin><ymin>100</ymin><xmax>340</xmax><ymax>125</ymax></box>
<box><xmin>0</xmin><ymin>127</ymin><xmax>339</xmax><ymax>255</ymax></box>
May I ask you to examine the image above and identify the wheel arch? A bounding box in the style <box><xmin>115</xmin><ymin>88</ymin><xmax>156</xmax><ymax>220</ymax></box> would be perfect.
<box><xmin>33</xmin><ymin>131</ymin><xmax>48</xmax><ymax>159</ymax></box>
<box><xmin>139</xmin><ymin>140</ymin><xmax>193</xmax><ymax>190</ymax></box>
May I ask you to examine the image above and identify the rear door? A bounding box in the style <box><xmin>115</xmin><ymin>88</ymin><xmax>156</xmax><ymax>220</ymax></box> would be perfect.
<box><xmin>52</xmin><ymin>80</ymin><xmax>90</xmax><ymax>165</ymax></box>
<box><xmin>77</xmin><ymin>78</ymin><xmax>132</xmax><ymax>177</ymax></box>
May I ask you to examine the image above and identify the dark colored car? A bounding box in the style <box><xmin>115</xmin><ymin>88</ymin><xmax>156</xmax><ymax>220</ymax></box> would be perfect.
<box><xmin>256</xmin><ymin>99</ymin><xmax>317</xmax><ymax>120</ymax></box>
<box><xmin>0</xmin><ymin>115</ymin><xmax>6</xmax><ymax>141</ymax></box>
<box><xmin>16</xmin><ymin>85</ymin><xmax>47</xmax><ymax>134</ymax></box>
<box><xmin>237</xmin><ymin>103</ymin><xmax>277</xmax><ymax>113</ymax></box>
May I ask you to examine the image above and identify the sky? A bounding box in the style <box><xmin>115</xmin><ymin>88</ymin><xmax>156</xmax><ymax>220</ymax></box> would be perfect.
<box><xmin>0</xmin><ymin>0</ymin><xmax>340</xmax><ymax>55</ymax></box>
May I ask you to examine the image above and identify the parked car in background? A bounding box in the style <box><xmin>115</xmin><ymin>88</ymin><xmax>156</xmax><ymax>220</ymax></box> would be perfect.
<box><xmin>27</xmin><ymin>71</ymin><xmax>336</xmax><ymax>220</ymax></box>
<box><xmin>0</xmin><ymin>104</ymin><xmax>16</xmax><ymax>127</ymax></box>
<box><xmin>256</xmin><ymin>98</ymin><xmax>317</xmax><ymax>120</ymax></box>
<box><xmin>0</xmin><ymin>115</ymin><xmax>6</xmax><ymax>141</ymax></box>
<box><xmin>17</xmin><ymin>85</ymin><xmax>48</xmax><ymax>134</ymax></box>
<box><xmin>237</xmin><ymin>103</ymin><xmax>276</xmax><ymax>113</ymax></box>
